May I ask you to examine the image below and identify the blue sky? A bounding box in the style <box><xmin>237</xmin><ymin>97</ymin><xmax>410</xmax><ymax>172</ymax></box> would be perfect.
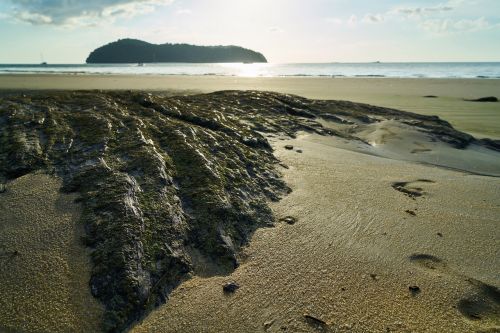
<box><xmin>0</xmin><ymin>0</ymin><xmax>499</xmax><ymax>63</ymax></box>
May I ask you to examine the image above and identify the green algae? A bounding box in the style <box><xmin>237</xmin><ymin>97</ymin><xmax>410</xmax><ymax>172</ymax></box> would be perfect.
<box><xmin>1</xmin><ymin>90</ymin><xmax>498</xmax><ymax>332</ymax></box>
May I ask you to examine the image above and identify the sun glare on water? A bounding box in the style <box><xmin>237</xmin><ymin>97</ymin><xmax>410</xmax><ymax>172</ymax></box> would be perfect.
<box><xmin>222</xmin><ymin>63</ymin><xmax>270</xmax><ymax>77</ymax></box>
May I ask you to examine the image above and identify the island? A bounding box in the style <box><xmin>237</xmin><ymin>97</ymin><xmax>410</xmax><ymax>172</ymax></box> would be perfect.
<box><xmin>85</xmin><ymin>38</ymin><xmax>267</xmax><ymax>63</ymax></box>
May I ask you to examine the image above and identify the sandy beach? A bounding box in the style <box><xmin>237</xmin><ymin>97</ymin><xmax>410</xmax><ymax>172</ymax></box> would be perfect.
<box><xmin>0</xmin><ymin>75</ymin><xmax>499</xmax><ymax>139</ymax></box>
<box><xmin>0</xmin><ymin>87</ymin><xmax>498</xmax><ymax>333</ymax></box>
<box><xmin>2</xmin><ymin>0</ymin><xmax>499</xmax><ymax>331</ymax></box>
<box><xmin>132</xmin><ymin>133</ymin><xmax>500</xmax><ymax>333</ymax></box>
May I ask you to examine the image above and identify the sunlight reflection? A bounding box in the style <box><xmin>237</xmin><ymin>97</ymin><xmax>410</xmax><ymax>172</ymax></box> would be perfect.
<box><xmin>221</xmin><ymin>63</ymin><xmax>270</xmax><ymax>77</ymax></box>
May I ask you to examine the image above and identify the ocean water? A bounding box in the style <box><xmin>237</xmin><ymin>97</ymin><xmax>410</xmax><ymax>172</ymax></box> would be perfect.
<box><xmin>0</xmin><ymin>62</ymin><xmax>499</xmax><ymax>78</ymax></box>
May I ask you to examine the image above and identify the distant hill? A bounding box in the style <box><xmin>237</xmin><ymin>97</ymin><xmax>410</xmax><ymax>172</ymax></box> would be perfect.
<box><xmin>86</xmin><ymin>39</ymin><xmax>267</xmax><ymax>63</ymax></box>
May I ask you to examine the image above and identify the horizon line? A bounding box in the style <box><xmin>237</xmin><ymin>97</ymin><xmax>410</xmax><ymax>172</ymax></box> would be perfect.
<box><xmin>1</xmin><ymin>61</ymin><xmax>500</xmax><ymax>65</ymax></box>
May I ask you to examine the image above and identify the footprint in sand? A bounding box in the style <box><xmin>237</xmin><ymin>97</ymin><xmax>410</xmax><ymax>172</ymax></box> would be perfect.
<box><xmin>409</xmin><ymin>253</ymin><xmax>500</xmax><ymax>328</ymax></box>
<box><xmin>458</xmin><ymin>279</ymin><xmax>500</xmax><ymax>326</ymax></box>
<box><xmin>392</xmin><ymin>179</ymin><xmax>435</xmax><ymax>199</ymax></box>
<box><xmin>409</xmin><ymin>253</ymin><xmax>447</xmax><ymax>271</ymax></box>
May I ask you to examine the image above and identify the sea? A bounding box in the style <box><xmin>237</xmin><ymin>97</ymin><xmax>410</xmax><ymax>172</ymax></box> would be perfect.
<box><xmin>0</xmin><ymin>62</ymin><xmax>499</xmax><ymax>78</ymax></box>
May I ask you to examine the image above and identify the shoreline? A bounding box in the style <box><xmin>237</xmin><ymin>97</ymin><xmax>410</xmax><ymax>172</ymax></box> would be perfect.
<box><xmin>2</xmin><ymin>73</ymin><xmax>500</xmax><ymax>84</ymax></box>
<box><xmin>2</xmin><ymin>72</ymin><xmax>500</xmax><ymax>79</ymax></box>
<box><xmin>2</xmin><ymin>74</ymin><xmax>500</xmax><ymax>89</ymax></box>
<box><xmin>1</xmin><ymin>74</ymin><xmax>499</xmax><ymax>139</ymax></box>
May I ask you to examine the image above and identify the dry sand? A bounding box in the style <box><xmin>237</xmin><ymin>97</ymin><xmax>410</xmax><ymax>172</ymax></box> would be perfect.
<box><xmin>0</xmin><ymin>75</ymin><xmax>499</xmax><ymax>139</ymax></box>
<box><xmin>132</xmin><ymin>133</ymin><xmax>500</xmax><ymax>333</ymax></box>
<box><xmin>0</xmin><ymin>173</ymin><xmax>103</xmax><ymax>333</ymax></box>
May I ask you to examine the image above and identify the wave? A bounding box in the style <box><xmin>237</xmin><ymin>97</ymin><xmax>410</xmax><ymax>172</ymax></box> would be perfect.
<box><xmin>475</xmin><ymin>75</ymin><xmax>500</xmax><ymax>79</ymax></box>
<box><xmin>0</xmin><ymin>69</ymin><xmax>89</xmax><ymax>75</ymax></box>
<box><xmin>354</xmin><ymin>74</ymin><xmax>387</xmax><ymax>78</ymax></box>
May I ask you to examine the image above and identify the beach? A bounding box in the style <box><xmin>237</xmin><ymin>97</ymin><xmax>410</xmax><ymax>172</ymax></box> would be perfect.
<box><xmin>2</xmin><ymin>0</ymin><xmax>499</xmax><ymax>331</ymax></box>
<box><xmin>132</xmin><ymin>133</ymin><xmax>500</xmax><ymax>333</ymax></box>
<box><xmin>0</xmin><ymin>82</ymin><xmax>499</xmax><ymax>333</ymax></box>
<box><xmin>1</xmin><ymin>75</ymin><xmax>499</xmax><ymax>139</ymax></box>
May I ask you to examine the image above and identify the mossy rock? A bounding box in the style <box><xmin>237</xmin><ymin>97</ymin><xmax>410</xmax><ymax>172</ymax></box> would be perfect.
<box><xmin>1</xmin><ymin>90</ymin><xmax>491</xmax><ymax>332</ymax></box>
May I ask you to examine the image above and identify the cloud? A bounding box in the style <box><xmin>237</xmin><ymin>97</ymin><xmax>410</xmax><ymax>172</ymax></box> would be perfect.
<box><xmin>388</xmin><ymin>0</ymin><xmax>498</xmax><ymax>35</ymax></box>
<box><xmin>394</xmin><ymin>5</ymin><xmax>454</xmax><ymax>17</ymax></box>
<box><xmin>7</xmin><ymin>0</ymin><xmax>174</xmax><ymax>26</ymax></box>
<box><xmin>14</xmin><ymin>11</ymin><xmax>53</xmax><ymax>25</ymax></box>
<box><xmin>326</xmin><ymin>0</ymin><xmax>459</xmax><ymax>28</ymax></box>
<box><xmin>327</xmin><ymin>13</ymin><xmax>381</xmax><ymax>26</ymax></box>
<box><xmin>421</xmin><ymin>17</ymin><xmax>495</xmax><ymax>34</ymax></box>
<box><xmin>326</xmin><ymin>13</ymin><xmax>381</xmax><ymax>27</ymax></box>
<box><xmin>323</xmin><ymin>0</ymin><xmax>494</xmax><ymax>35</ymax></box>
<box><xmin>390</xmin><ymin>0</ymin><xmax>467</xmax><ymax>18</ymax></box>
<box><xmin>362</xmin><ymin>14</ymin><xmax>383</xmax><ymax>23</ymax></box>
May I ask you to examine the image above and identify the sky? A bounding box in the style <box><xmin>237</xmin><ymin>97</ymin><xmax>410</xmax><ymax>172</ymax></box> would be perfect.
<box><xmin>0</xmin><ymin>0</ymin><xmax>499</xmax><ymax>63</ymax></box>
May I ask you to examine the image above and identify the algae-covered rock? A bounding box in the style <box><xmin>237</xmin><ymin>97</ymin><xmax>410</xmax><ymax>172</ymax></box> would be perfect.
<box><xmin>0</xmin><ymin>90</ymin><xmax>494</xmax><ymax>332</ymax></box>
<box><xmin>1</xmin><ymin>91</ymin><xmax>289</xmax><ymax>332</ymax></box>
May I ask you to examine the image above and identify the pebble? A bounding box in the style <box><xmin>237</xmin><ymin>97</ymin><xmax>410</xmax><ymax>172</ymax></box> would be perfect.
<box><xmin>284</xmin><ymin>145</ymin><xmax>294</xmax><ymax>150</ymax></box>
<box><xmin>409</xmin><ymin>285</ymin><xmax>421</xmax><ymax>296</ymax></box>
<box><xmin>280</xmin><ymin>216</ymin><xmax>297</xmax><ymax>225</ymax></box>
<box><xmin>466</xmin><ymin>96</ymin><xmax>498</xmax><ymax>102</ymax></box>
<box><xmin>341</xmin><ymin>323</ymin><xmax>353</xmax><ymax>330</ymax></box>
<box><xmin>223</xmin><ymin>281</ymin><xmax>240</xmax><ymax>293</ymax></box>
<box><xmin>263</xmin><ymin>319</ymin><xmax>275</xmax><ymax>330</ymax></box>
<box><xmin>405</xmin><ymin>209</ymin><xmax>416</xmax><ymax>216</ymax></box>
<box><xmin>304</xmin><ymin>314</ymin><xmax>328</xmax><ymax>329</ymax></box>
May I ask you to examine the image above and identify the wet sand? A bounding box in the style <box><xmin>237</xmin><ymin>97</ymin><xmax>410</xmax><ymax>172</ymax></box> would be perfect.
<box><xmin>0</xmin><ymin>86</ymin><xmax>498</xmax><ymax>332</ymax></box>
<box><xmin>0</xmin><ymin>75</ymin><xmax>499</xmax><ymax>139</ymax></box>
<box><xmin>132</xmin><ymin>133</ymin><xmax>500</xmax><ymax>333</ymax></box>
<box><xmin>0</xmin><ymin>174</ymin><xmax>103</xmax><ymax>333</ymax></box>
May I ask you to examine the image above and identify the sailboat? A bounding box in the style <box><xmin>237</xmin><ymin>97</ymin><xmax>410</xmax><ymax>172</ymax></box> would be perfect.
<box><xmin>40</xmin><ymin>52</ymin><xmax>47</xmax><ymax>66</ymax></box>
